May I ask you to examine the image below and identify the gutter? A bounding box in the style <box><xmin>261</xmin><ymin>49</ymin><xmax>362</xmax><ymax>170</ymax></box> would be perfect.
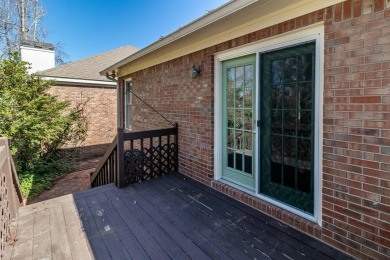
<box><xmin>43</xmin><ymin>76</ymin><xmax>117</xmax><ymax>87</ymax></box>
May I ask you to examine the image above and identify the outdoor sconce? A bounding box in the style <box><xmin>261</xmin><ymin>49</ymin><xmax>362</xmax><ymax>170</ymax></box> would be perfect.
<box><xmin>191</xmin><ymin>65</ymin><xmax>201</xmax><ymax>79</ymax></box>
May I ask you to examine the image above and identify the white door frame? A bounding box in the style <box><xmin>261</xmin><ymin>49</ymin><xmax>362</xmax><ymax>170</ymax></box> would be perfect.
<box><xmin>214</xmin><ymin>22</ymin><xmax>324</xmax><ymax>224</ymax></box>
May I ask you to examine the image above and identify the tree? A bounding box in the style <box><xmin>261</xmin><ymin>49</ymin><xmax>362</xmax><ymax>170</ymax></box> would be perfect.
<box><xmin>0</xmin><ymin>0</ymin><xmax>67</xmax><ymax>64</ymax></box>
<box><xmin>0</xmin><ymin>53</ymin><xmax>87</xmax><ymax>172</ymax></box>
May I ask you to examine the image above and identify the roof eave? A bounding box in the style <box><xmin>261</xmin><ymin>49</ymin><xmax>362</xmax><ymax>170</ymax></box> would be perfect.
<box><xmin>43</xmin><ymin>76</ymin><xmax>117</xmax><ymax>87</ymax></box>
<box><xmin>99</xmin><ymin>0</ymin><xmax>256</xmax><ymax>76</ymax></box>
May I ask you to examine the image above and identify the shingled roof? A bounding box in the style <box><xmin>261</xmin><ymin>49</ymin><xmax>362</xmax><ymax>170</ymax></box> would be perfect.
<box><xmin>41</xmin><ymin>45</ymin><xmax>138</xmax><ymax>83</ymax></box>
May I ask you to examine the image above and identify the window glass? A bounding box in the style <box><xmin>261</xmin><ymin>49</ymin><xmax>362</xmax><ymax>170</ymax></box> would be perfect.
<box><xmin>125</xmin><ymin>82</ymin><xmax>132</xmax><ymax>129</ymax></box>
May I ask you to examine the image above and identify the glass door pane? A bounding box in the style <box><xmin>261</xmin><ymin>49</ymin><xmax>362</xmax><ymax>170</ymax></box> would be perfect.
<box><xmin>222</xmin><ymin>55</ymin><xmax>256</xmax><ymax>190</ymax></box>
<box><xmin>259</xmin><ymin>42</ymin><xmax>316</xmax><ymax>214</ymax></box>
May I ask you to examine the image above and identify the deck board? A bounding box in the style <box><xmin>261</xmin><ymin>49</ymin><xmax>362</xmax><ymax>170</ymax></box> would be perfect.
<box><xmin>5</xmin><ymin>194</ymin><xmax>93</xmax><ymax>260</ymax></box>
<box><xmin>178</xmin><ymin>175</ymin><xmax>348</xmax><ymax>259</ymax></box>
<box><xmin>6</xmin><ymin>174</ymin><xmax>353</xmax><ymax>260</ymax></box>
<box><xmin>108</xmin><ymin>187</ymin><xmax>212</xmax><ymax>260</ymax></box>
<box><xmin>162</xmin><ymin>175</ymin><xmax>327</xmax><ymax>259</ymax></box>
<box><xmin>62</xmin><ymin>201</ymin><xmax>93</xmax><ymax>260</ymax></box>
<box><xmin>93</xmin><ymin>192</ymin><xmax>150</xmax><ymax>259</ymax></box>
<box><xmin>105</xmin><ymin>189</ymin><xmax>191</xmax><ymax>260</ymax></box>
<box><xmin>9</xmin><ymin>210</ymin><xmax>34</xmax><ymax>260</ymax></box>
<box><xmin>111</xmin><ymin>187</ymin><xmax>231</xmax><ymax>259</ymax></box>
<box><xmin>75</xmin><ymin>197</ymin><xmax>113</xmax><ymax>260</ymax></box>
<box><xmin>49</xmin><ymin>204</ymin><xmax>72</xmax><ymax>259</ymax></box>
<box><xmin>124</xmin><ymin>177</ymin><xmax>254</xmax><ymax>259</ymax></box>
<box><xmin>75</xmin><ymin>174</ymin><xmax>351</xmax><ymax>260</ymax></box>
<box><xmin>31</xmin><ymin>209</ymin><xmax>51</xmax><ymax>260</ymax></box>
<box><xmin>102</xmin><ymin>190</ymin><xmax>171</xmax><ymax>260</ymax></box>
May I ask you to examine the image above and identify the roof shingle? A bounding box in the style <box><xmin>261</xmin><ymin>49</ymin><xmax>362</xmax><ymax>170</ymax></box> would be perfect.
<box><xmin>41</xmin><ymin>45</ymin><xmax>138</xmax><ymax>82</ymax></box>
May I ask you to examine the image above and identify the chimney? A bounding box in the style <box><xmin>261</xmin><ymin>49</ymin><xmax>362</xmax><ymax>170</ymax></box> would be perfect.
<box><xmin>20</xmin><ymin>40</ymin><xmax>55</xmax><ymax>74</ymax></box>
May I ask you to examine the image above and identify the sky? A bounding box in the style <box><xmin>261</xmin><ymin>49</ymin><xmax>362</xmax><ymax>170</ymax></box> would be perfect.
<box><xmin>42</xmin><ymin>0</ymin><xmax>230</xmax><ymax>62</ymax></box>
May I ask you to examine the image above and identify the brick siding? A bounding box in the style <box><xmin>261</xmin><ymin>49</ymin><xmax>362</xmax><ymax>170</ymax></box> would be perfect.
<box><xmin>49</xmin><ymin>84</ymin><xmax>117</xmax><ymax>159</ymax></box>
<box><xmin>119</xmin><ymin>1</ymin><xmax>390</xmax><ymax>258</ymax></box>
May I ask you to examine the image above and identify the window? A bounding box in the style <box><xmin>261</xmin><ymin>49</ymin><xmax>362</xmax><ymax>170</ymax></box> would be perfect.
<box><xmin>125</xmin><ymin>81</ymin><xmax>132</xmax><ymax>130</ymax></box>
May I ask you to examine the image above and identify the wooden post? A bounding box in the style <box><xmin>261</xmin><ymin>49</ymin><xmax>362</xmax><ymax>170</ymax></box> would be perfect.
<box><xmin>174</xmin><ymin>123</ymin><xmax>179</xmax><ymax>173</ymax></box>
<box><xmin>117</xmin><ymin>127</ymin><xmax>125</xmax><ymax>188</ymax></box>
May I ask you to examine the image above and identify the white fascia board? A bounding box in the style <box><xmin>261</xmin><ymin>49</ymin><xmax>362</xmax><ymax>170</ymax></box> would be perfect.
<box><xmin>43</xmin><ymin>76</ymin><xmax>117</xmax><ymax>87</ymax></box>
<box><xmin>100</xmin><ymin>0</ymin><xmax>257</xmax><ymax>75</ymax></box>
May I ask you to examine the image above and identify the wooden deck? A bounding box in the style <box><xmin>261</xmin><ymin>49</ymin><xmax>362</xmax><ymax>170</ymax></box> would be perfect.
<box><xmin>5</xmin><ymin>174</ymin><xmax>351</xmax><ymax>259</ymax></box>
<box><xmin>4</xmin><ymin>194</ymin><xmax>93</xmax><ymax>259</ymax></box>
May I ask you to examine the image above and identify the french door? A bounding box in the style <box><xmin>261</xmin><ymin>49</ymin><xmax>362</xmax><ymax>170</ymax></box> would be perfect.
<box><xmin>260</xmin><ymin>42</ymin><xmax>316</xmax><ymax>214</ymax></box>
<box><xmin>221</xmin><ymin>42</ymin><xmax>316</xmax><ymax>215</ymax></box>
<box><xmin>222</xmin><ymin>55</ymin><xmax>256</xmax><ymax>190</ymax></box>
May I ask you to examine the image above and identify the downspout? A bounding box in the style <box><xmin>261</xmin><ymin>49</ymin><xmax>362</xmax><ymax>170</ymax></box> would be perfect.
<box><xmin>105</xmin><ymin>72</ymin><xmax>120</xmax><ymax>127</ymax></box>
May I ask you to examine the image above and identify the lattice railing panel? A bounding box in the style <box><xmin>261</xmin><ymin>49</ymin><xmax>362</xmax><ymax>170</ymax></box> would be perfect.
<box><xmin>121</xmin><ymin>126</ymin><xmax>178</xmax><ymax>187</ymax></box>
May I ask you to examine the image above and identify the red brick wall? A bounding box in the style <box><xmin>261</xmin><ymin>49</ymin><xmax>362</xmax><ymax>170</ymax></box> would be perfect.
<box><xmin>322</xmin><ymin>1</ymin><xmax>390</xmax><ymax>258</ymax></box>
<box><xmin>49</xmin><ymin>84</ymin><xmax>117</xmax><ymax>159</ymax></box>
<box><xmin>122</xmin><ymin>52</ymin><xmax>215</xmax><ymax>185</ymax></box>
<box><xmin>119</xmin><ymin>1</ymin><xmax>390</xmax><ymax>258</ymax></box>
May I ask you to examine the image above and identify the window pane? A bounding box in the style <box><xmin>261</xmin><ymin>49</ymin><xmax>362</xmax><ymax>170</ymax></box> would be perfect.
<box><xmin>298</xmin><ymin>111</ymin><xmax>311</xmax><ymax>137</ymax></box>
<box><xmin>272</xmin><ymin>85</ymin><xmax>283</xmax><ymax>109</ymax></box>
<box><xmin>284</xmin><ymin>84</ymin><xmax>297</xmax><ymax>109</ymax></box>
<box><xmin>243</xmin><ymin>131</ymin><xmax>252</xmax><ymax>151</ymax></box>
<box><xmin>227</xmin><ymin>68</ymin><xmax>235</xmax><ymax>108</ymax></box>
<box><xmin>235</xmin><ymin>109</ymin><xmax>243</xmax><ymax>129</ymax></box>
<box><xmin>227</xmin><ymin>129</ymin><xmax>234</xmax><ymax>148</ymax></box>
<box><xmin>299</xmin><ymin>83</ymin><xmax>312</xmax><ymax>110</ymax></box>
<box><xmin>284</xmin><ymin>111</ymin><xmax>296</xmax><ymax>136</ymax></box>
<box><xmin>235</xmin><ymin>151</ymin><xmax>243</xmax><ymax>171</ymax></box>
<box><xmin>235</xmin><ymin>67</ymin><xmax>244</xmax><ymax>108</ymax></box>
<box><xmin>235</xmin><ymin>130</ymin><xmax>243</xmax><ymax>150</ymax></box>
<box><xmin>244</xmin><ymin>110</ymin><xmax>252</xmax><ymax>130</ymax></box>
<box><xmin>227</xmin><ymin>149</ymin><xmax>234</xmax><ymax>168</ymax></box>
<box><xmin>271</xmin><ymin>135</ymin><xmax>282</xmax><ymax>163</ymax></box>
<box><xmin>272</xmin><ymin>59</ymin><xmax>284</xmax><ymax>85</ymax></box>
<box><xmin>227</xmin><ymin>109</ymin><xmax>234</xmax><ymax>128</ymax></box>
<box><xmin>284</xmin><ymin>57</ymin><xmax>297</xmax><ymax>82</ymax></box>
<box><xmin>271</xmin><ymin>110</ymin><xmax>282</xmax><ymax>134</ymax></box>
<box><xmin>125</xmin><ymin>83</ymin><xmax>132</xmax><ymax>129</ymax></box>
<box><xmin>283</xmin><ymin>137</ymin><xmax>295</xmax><ymax>164</ymax></box>
<box><xmin>298</xmin><ymin>54</ymin><xmax>312</xmax><ymax>81</ymax></box>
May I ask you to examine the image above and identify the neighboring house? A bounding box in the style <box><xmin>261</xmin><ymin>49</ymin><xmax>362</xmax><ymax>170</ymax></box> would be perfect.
<box><xmin>101</xmin><ymin>0</ymin><xmax>389</xmax><ymax>258</ymax></box>
<box><xmin>37</xmin><ymin>45</ymin><xmax>139</xmax><ymax>159</ymax></box>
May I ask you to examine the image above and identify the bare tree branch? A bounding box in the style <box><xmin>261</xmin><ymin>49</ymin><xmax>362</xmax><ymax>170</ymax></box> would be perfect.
<box><xmin>0</xmin><ymin>0</ymin><xmax>66</xmax><ymax>63</ymax></box>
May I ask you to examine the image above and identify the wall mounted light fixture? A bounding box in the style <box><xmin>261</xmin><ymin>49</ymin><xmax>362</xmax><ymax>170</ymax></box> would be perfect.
<box><xmin>191</xmin><ymin>65</ymin><xmax>201</xmax><ymax>79</ymax></box>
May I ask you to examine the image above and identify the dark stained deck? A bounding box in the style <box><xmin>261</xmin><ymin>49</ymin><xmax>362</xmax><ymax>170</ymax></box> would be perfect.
<box><xmin>74</xmin><ymin>174</ymin><xmax>351</xmax><ymax>260</ymax></box>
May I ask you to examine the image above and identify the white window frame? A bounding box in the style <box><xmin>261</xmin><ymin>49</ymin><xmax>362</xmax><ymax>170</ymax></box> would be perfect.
<box><xmin>214</xmin><ymin>23</ymin><xmax>324</xmax><ymax>224</ymax></box>
<box><xmin>124</xmin><ymin>81</ymin><xmax>132</xmax><ymax>131</ymax></box>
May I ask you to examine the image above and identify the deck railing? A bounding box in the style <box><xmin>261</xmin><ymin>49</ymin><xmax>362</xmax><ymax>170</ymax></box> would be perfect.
<box><xmin>91</xmin><ymin>124</ymin><xmax>178</xmax><ymax>188</ymax></box>
<box><xmin>0</xmin><ymin>138</ymin><xmax>23</xmax><ymax>257</ymax></box>
<box><xmin>90</xmin><ymin>136</ymin><xmax>118</xmax><ymax>188</ymax></box>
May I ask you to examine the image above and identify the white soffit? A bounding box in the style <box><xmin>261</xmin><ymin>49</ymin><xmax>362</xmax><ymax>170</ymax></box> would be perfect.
<box><xmin>109</xmin><ymin>0</ymin><xmax>343</xmax><ymax>77</ymax></box>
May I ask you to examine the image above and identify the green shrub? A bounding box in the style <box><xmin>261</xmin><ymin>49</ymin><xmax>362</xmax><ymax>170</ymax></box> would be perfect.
<box><xmin>0</xmin><ymin>53</ymin><xmax>87</xmax><ymax>199</ymax></box>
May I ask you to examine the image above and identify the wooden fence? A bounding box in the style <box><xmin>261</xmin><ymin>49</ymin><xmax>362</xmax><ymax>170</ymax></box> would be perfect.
<box><xmin>0</xmin><ymin>138</ymin><xmax>23</xmax><ymax>257</ymax></box>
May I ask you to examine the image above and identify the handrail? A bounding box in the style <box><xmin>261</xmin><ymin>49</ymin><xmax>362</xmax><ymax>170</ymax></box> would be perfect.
<box><xmin>0</xmin><ymin>137</ymin><xmax>23</xmax><ymax>258</ymax></box>
<box><xmin>90</xmin><ymin>136</ymin><xmax>118</xmax><ymax>187</ymax></box>
<box><xmin>91</xmin><ymin>124</ymin><xmax>179</xmax><ymax>188</ymax></box>
<box><xmin>10</xmin><ymin>156</ymin><xmax>23</xmax><ymax>203</ymax></box>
